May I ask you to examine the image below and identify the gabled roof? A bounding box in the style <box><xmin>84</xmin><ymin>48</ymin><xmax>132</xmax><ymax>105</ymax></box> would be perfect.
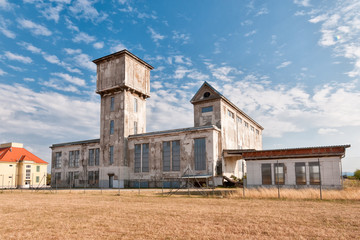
<box><xmin>0</xmin><ymin>146</ymin><xmax>48</xmax><ymax>164</ymax></box>
<box><xmin>191</xmin><ymin>81</ymin><xmax>264</xmax><ymax>130</ymax></box>
<box><xmin>223</xmin><ymin>145</ymin><xmax>351</xmax><ymax>160</ymax></box>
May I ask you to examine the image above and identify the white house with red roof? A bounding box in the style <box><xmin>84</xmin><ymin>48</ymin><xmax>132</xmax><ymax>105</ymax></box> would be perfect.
<box><xmin>0</xmin><ymin>142</ymin><xmax>48</xmax><ymax>188</ymax></box>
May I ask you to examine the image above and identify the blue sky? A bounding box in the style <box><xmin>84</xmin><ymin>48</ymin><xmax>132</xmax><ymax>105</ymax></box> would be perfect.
<box><xmin>0</xmin><ymin>0</ymin><xmax>359</xmax><ymax>172</ymax></box>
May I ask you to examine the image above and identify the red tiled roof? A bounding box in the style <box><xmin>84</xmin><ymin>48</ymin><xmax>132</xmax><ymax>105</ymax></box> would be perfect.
<box><xmin>0</xmin><ymin>147</ymin><xmax>48</xmax><ymax>164</ymax></box>
<box><xmin>224</xmin><ymin>145</ymin><xmax>351</xmax><ymax>160</ymax></box>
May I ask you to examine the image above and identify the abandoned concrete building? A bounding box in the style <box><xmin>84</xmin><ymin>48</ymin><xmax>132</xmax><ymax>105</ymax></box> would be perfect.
<box><xmin>51</xmin><ymin>50</ymin><xmax>349</xmax><ymax>189</ymax></box>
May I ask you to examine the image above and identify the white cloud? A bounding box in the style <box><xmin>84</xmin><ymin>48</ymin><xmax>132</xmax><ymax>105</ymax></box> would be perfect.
<box><xmin>0</xmin><ymin>17</ymin><xmax>15</xmax><ymax>39</ymax></box>
<box><xmin>187</xmin><ymin>71</ymin><xmax>208</xmax><ymax>81</ymax></box>
<box><xmin>64</xmin><ymin>48</ymin><xmax>82</xmax><ymax>55</ymax></box>
<box><xmin>173</xmin><ymin>55</ymin><xmax>192</xmax><ymax>66</ymax></box>
<box><xmin>318</xmin><ymin>128</ymin><xmax>342</xmax><ymax>135</ymax></box>
<box><xmin>0</xmin><ymin>0</ymin><xmax>12</xmax><ymax>10</ymax></box>
<box><xmin>17</xmin><ymin>18</ymin><xmax>52</xmax><ymax>36</ymax></box>
<box><xmin>110</xmin><ymin>43</ymin><xmax>126</xmax><ymax>52</ymax></box>
<box><xmin>43</xmin><ymin>54</ymin><xmax>61</xmax><ymax>64</ymax></box>
<box><xmin>294</xmin><ymin>0</ymin><xmax>311</xmax><ymax>7</ymax></box>
<box><xmin>148</xmin><ymin>27</ymin><xmax>165</xmax><ymax>44</ymax></box>
<box><xmin>40</xmin><ymin>4</ymin><xmax>64</xmax><ymax>23</ymax></box>
<box><xmin>74</xmin><ymin>53</ymin><xmax>96</xmax><ymax>72</ymax></box>
<box><xmin>93</xmin><ymin>41</ymin><xmax>104</xmax><ymax>49</ymax></box>
<box><xmin>308</xmin><ymin>1</ymin><xmax>360</xmax><ymax>77</ymax></box>
<box><xmin>172</xmin><ymin>31</ymin><xmax>190</xmax><ymax>44</ymax></box>
<box><xmin>244</xmin><ymin>30</ymin><xmax>257</xmax><ymax>37</ymax></box>
<box><xmin>51</xmin><ymin>72</ymin><xmax>86</xmax><ymax>86</ymax></box>
<box><xmin>0</xmin><ymin>68</ymin><xmax>6</xmax><ymax>75</ymax></box>
<box><xmin>276</xmin><ymin>61</ymin><xmax>292</xmax><ymax>69</ymax></box>
<box><xmin>69</xmin><ymin>0</ymin><xmax>108</xmax><ymax>22</ymax></box>
<box><xmin>24</xmin><ymin>77</ymin><xmax>35</xmax><ymax>82</ymax></box>
<box><xmin>255</xmin><ymin>7</ymin><xmax>269</xmax><ymax>16</ymax></box>
<box><xmin>65</xmin><ymin>17</ymin><xmax>79</xmax><ymax>32</ymax></box>
<box><xmin>173</xmin><ymin>66</ymin><xmax>191</xmax><ymax>79</ymax></box>
<box><xmin>4</xmin><ymin>51</ymin><xmax>32</xmax><ymax>64</ymax></box>
<box><xmin>19</xmin><ymin>42</ymin><xmax>42</xmax><ymax>54</ymax></box>
<box><xmin>206</xmin><ymin>63</ymin><xmax>242</xmax><ymax>82</ymax></box>
<box><xmin>73</xmin><ymin>32</ymin><xmax>96</xmax><ymax>44</ymax></box>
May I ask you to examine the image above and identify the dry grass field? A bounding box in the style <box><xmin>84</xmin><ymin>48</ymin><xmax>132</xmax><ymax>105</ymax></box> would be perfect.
<box><xmin>0</xmin><ymin>185</ymin><xmax>359</xmax><ymax>240</ymax></box>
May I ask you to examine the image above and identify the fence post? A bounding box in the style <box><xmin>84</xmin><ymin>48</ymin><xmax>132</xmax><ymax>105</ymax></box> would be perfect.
<box><xmin>318</xmin><ymin>158</ymin><xmax>322</xmax><ymax>200</ymax></box>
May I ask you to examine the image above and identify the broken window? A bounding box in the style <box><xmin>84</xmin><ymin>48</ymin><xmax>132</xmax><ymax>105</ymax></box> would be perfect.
<box><xmin>69</xmin><ymin>151</ymin><xmax>79</xmax><ymax>168</ymax></box>
<box><xmin>227</xmin><ymin>110</ymin><xmax>234</xmax><ymax>119</ymax></box>
<box><xmin>74</xmin><ymin>150</ymin><xmax>79</xmax><ymax>167</ymax></box>
<box><xmin>274</xmin><ymin>163</ymin><xmax>285</xmax><ymax>185</ymax></box>
<box><xmin>110</xmin><ymin>97</ymin><xmax>115</xmax><ymax>111</ymax></box>
<box><xmin>88</xmin><ymin>149</ymin><xmax>95</xmax><ymax>166</ymax></box>
<box><xmin>110</xmin><ymin>120</ymin><xmax>114</xmax><ymax>135</ymax></box>
<box><xmin>194</xmin><ymin>138</ymin><xmax>206</xmax><ymax>170</ymax></box>
<box><xmin>309</xmin><ymin>162</ymin><xmax>320</xmax><ymax>185</ymax></box>
<box><xmin>95</xmin><ymin>148</ymin><xmax>100</xmax><ymax>166</ymax></box>
<box><xmin>134</xmin><ymin>121</ymin><xmax>138</xmax><ymax>134</ymax></box>
<box><xmin>134</xmin><ymin>143</ymin><xmax>149</xmax><ymax>173</ymax></box>
<box><xmin>237</xmin><ymin>116</ymin><xmax>242</xmax><ymax>123</ymax></box>
<box><xmin>201</xmin><ymin>106</ymin><xmax>213</xmax><ymax>113</ymax></box>
<box><xmin>295</xmin><ymin>162</ymin><xmax>306</xmax><ymax>185</ymax></box>
<box><xmin>109</xmin><ymin>146</ymin><xmax>114</xmax><ymax>165</ymax></box>
<box><xmin>261</xmin><ymin>163</ymin><xmax>272</xmax><ymax>185</ymax></box>
<box><xmin>55</xmin><ymin>152</ymin><xmax>62</xmax><ymax>168</ymax></box>
<box><xmin>134</xmin><ymin>98</ymin><xmax>138</xmax><ymax>113</ymax></box>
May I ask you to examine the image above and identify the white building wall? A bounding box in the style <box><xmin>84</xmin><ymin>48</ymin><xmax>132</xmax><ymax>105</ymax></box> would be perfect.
<box><xmin>246</xmin><ymin>156</ymin><xmax>343</xmax><ymax>188</ymax></box>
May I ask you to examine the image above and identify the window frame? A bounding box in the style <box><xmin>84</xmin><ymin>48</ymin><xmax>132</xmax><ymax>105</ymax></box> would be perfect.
<box><xmin>261</xmin><ymin>163</ymin><xmax>272</xmax><ymax>185</ymax></box>
<box><xmin>110</xmin><ymin>120</ymin><xmax>114</xmax><ymax>135</ymax></box>
<box><xmin>134</xmin><ymin>98</ymin><xmax>138</xmax><ymax>113</ymax></box>
<box><xmin>274</xmin><ymin>163</ymin><xmax>285</xmax><ymax>185</ymax></box>
<box><xmin>134</xmin><ymin>143</ymin><xmax>150</xmax><ymax>173</ymax></box>
<box><xmin>110</xmin><ymin>97</ymin><xmax>115</xmax><ymax>111</ymax></box>
<box><xmin>201</xmin><ymin>106</ymin><xmax>213</xmax><ymax>113</ymax></box>
<box><xmin>55</xmin><ymin>152</ymin><xmax>62</xmax><ymax>169</ymax></box>
<box><xmin>109</xmin><ymin>146</ymin><xmax>114</xmax><ymax>165</ymax></box>
<box><xmin>162</xmin><ymin>140</ymin><xmax>181</xmax><ymax>172</ymax></box>
<box><xmin>309</xmin><ymin>162</ymin><xmax>320</xmax><ymax>185</ymax></box>
<box><xmin>194</xmin><ymin>138</ymin><xmax>206</xmax><ymax>171</ymax></box>
<box><xmin>295</xmin><ymin>162</ymin><xmax>306</xmax><ymax>185</ymax></box>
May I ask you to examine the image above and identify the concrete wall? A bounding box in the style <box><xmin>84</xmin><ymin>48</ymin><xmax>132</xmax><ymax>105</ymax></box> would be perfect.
<box><xmin>246</xmin><ymin>157</ymin><xmax>343</xmax><ymax>188</ymax></box>
<box><xmin>127</xmin><ymin>127</ymin><xmax>221</xmax><ymax>187</ymax></box>
<box><xmin>51</xmin><ymin>141</ymin><xmax>101</xmax><ymax>188</ymax></box>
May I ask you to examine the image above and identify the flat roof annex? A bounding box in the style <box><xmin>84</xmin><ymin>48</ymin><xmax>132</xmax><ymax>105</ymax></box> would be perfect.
<box><xmin>50</xmin><ymin>139</ymin><xmax>100</xmax><ymax>148</ymax></box>
<box><xmin>223</xmin><ymin>145</ymin><xmax>351</xmax><ymax>160</ymax></box>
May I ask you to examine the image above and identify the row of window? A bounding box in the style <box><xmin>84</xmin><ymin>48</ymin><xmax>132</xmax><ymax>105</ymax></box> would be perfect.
<box><xmin>55</xmin><ymin>148</ymin><xmax>100</xmax><ymax>168</ymax></box>
<box><xmin>110</xmin><ymin>96</ymin><xmax>138</xmax><ymax>113</ymax></box>
<box><xmin>134</xmin><ymin>138</ymin><xmax>207</xmax><ymax>173</ymax></box>
<box><xmin>261</xmin><ymin>162</ymin><xmax>320</xmax><ymax>185</ymax></box>
<box><xmin>55</xmin><ymin>171</ymin><xmax>100</xmax><ymax>183</ymax></box>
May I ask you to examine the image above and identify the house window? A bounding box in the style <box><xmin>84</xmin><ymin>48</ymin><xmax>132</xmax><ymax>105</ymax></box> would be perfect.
<box><xmin>134</xmin><ymin>98</ymin><xmax>138</xmax><ymax>113</ymax></box>
<box><xmin>88</xmin><ymin>171</ymin><xmax>94</xmax><ymax>184</ymax></box>
<box><xmin>134</xmin><ymin>143</ymin><xmax>149</xmax><ymax>173</ymax></box>
<box><xmin>295</xmin><ymin>162</ymin><xmax>306</xmax><ymax>185</ymax></box>
<box><xmin>274</xmin><ymin>163</ymin><xmax>285</xmax><ymax>185</ymax></box>
<box><xmin>109</xmin><ymin>146</ymin><xmax>114</xmax><ymax>165</ymax></box>
<box><xmin>194</xmin><ymin>138</ymin><xmax>206</xmax><ymax>170</ymax></box>
<box><xmin>256</xmin><ymin>129</ymin><xmax>260</xmax><ymax>135</ymax></box>
<box><xmin>26</xmin><ymin>165</ymin><xmax>31</xmax><ymax>168</ymax></box>
<box><xmin>110</xmin><ymin>120</ymin><xmax>114</xmax><ymax>135</ymax></box>
<box><xmin>110</xmin><ymin>97</ymin><xmax>115</xmax><ymax>111</ymax></box>
<box><xmin>251</xmin><ymin>126</ymin><xmax>254</xmax><ymax>132</ymax></box>
<box><xmin>36</xmin><ymin>176</ymin><xmax>39</xmax><ymax>183</ymax></box>
<box><xmin>261</xmin><ymin>164</ymin><xmax>272</xmax><ymax>185</ymax></box>
<box><xmin>9</xmin><ymin>165</ymin><xmax>13</xmax><ymax>167</ymax></box>
<box><xmin>36</xmin><ymin>166</ymin><xmax>40</xmax><ymax>172</ymax></box>
<box><xmin>55</xmin><ymin>152</ymin><xmax>62</xmax><ymax>168</ymax></box>
<box><xmin>227</xmin><ymin>110</ymin><xmax>234</xmax><ymax>119</ymax></box>
<box><xmin>26</xmin><ymin>169</ymin><xmax>31</xmax><ymax>180</ymax></box>
<box><xmin>134</xmin><ymin>121</ymin><xmax>138</xmax><ymax>134</ymax></box>
<box><xmin>237</xmin><ymin>117</ymin><xmax>242</xmax><ymax>123</ymax></box>
<box><xmin>89</xmin><ymin>149</ymin><xmax>95</xmax><ymax>166</ymax></box>
<box><xmin>95</xmin><ymin>148</ymin><xmax>100</xmax><ymax>166</ymax></box>
<box><xmin>244</xmin><ymin>122</ymin><xmax>249</xmax><ymax>128</ymax></box>
<box><xmin>74</xmin><ymin>171</ymin><xmax>79</xmax><ymax>179</ymax></box>
<box><xmin>309</xmin><ymin>162</ymin><xmax>320</xmax><ymax>185</ymax></box>
<box><xmin>201</xmin><ymin>106</ymin><xmax>213</xmax><ymax>113</ymax></box>
<box><xmin>162</xmin><ymin>140</ymin><xmax>180</xmax><ymax>172</ymax></box>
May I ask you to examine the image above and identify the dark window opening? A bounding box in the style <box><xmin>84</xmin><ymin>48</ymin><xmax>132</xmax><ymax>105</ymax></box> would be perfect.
<box><xmin>262</xmin><ymin>163</ymin><xmax>272</xmax><ymax>185</ymax></box>
<box><xmin>203</xmin><ymin>92</ymin><xmax>210</xmax><ymax>98</ymax></box>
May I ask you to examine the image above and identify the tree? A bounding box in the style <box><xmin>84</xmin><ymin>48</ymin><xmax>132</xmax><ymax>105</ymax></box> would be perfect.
<box><xmin>354</xmin><ymin>169</ymin><xmax>360</xmax><ymax>180</ymax></box>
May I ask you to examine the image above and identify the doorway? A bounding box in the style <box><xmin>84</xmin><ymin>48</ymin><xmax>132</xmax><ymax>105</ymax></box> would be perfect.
<box><xmin>109</xmin><ymin>175</ymin><xmax>114</xmax><ymax>188</ymax></box>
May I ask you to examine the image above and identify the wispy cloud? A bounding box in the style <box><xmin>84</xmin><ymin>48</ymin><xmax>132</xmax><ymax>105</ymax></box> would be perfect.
<box><xmin>276</xmin><ymin>61</ymin><xmax>292</xmax><ymax>69</ymax></box>
<box><xmin>0</xmin><ymin>17</ymin><xmax>15</xmax><ymax>39</ymax></box>
<box><xmin>244</xmin><ymin>30</ymin><xmax>257</xmax><ymax>37</ymax></box>
<box><xmin>148</xmin><ymin>27</ymin><xmax>165</xmax><ymax>44</ymax></box>
<box><xmin>64</xmin><ymin>48</ymin><xmax>96</xmax><ymax>72</ymax></box>
<box><xmin>93</xmin><ymin>41</ymin><xmax>104</xmax><ymax>49</ymax></box>
<box><xmin>4</xmin><ymin>51</ymin><xmax>32</xmax><ymax>64</ymax></box>
<box><xmin>0</xmin><ymin>0</ymin><xmax>13</xmax><ymax>11</ymax></box>
<box><xmin>0</xmin><ymin>68</ymin><xmax>6</xmax><ymax>76</ymax></box>
<box><xmin>17</xmin><ymin>18</ymin><xmax>52</xmax><ymax>36</ymax></box>
<box><xmin>51</xmin><ymin>72</ymin><xmax>86</xmax><ymax>86</ymax></box>
<box><xmin>110</xmin><ymin>43</ymin><xmax>126</xmax><ymax>52</ymax></box>
<box><xmin>318</xmin><ymin>128</ymin><xmax>342</xmax><ymax>135</ymax></box>
<box><xmin>294</xmin><ymin>0</ymin><xmax>311</xmax><ymax>7</ymax></box>
<box><xmin>69</xmin><ymin>0</ymin><xmax>108</xmax><ymax>22</ymax></box>
<box><xmin>172</xmin><ymin>31</ymin><xmax>190</xmax><ymax>44</ymax></box>
<box><xmin>73</xmin><ymin>32</ymin><xmax>96</xmax><ymax>44</ymax></box>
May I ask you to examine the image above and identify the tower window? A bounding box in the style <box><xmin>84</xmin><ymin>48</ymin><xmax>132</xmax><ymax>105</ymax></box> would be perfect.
<box><xmin>134</xmin><ymin>121</ymin><xmax>138</xmax><ymax>134</ymax></box>
<box><xmin>110</xmin><ymin>120</ymin><xmax>114</xmax><ymax>135</ymax></box>
<box><xmin>203</xmin><ymin>92</ymin><xmax>210</xmax><ymax>98</ymax></box>
<box><xmin>201</xmin><ymin>106</ymin><xmax>213</xmax><ymax>113</ymax></box>
<box><xmin>110</xmin><ymin>97</ymin><xmax>115</xmax><ymax>111</ymax></box>
<box><xmin>109</xmin><ymin>146</ymin><xmax>114</xmax><ymax>165</ymax></box>
<box><xmin>134</xmin><ymin>98</ymin><xmax>138</xmax><ymax>113</ymax></box>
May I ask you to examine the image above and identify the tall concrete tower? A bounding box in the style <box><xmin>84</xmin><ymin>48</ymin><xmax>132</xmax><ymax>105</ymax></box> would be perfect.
<box><xmin>93</xmin><ymin>50</ymin><xmax>153</xmax><ymax>187</ymax></box>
